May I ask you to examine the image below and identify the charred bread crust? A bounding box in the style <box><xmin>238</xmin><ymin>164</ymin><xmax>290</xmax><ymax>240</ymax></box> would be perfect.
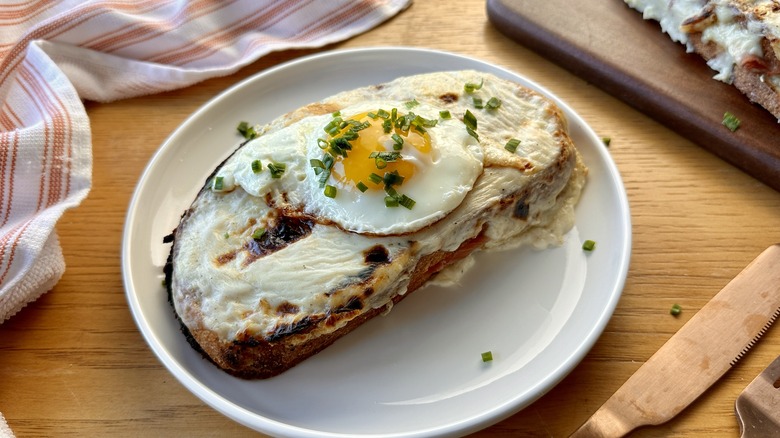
<box><xmin>688</xmin><ymin>33</ymin><xmax>780</xmax><ymax>119</ymax></box>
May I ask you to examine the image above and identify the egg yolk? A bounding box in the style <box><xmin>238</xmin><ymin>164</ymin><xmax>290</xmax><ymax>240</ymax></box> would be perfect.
<box><xmin>328</xmin><ymin>112</ymin><xmax>431</xmax><ymax>191</ymax></box>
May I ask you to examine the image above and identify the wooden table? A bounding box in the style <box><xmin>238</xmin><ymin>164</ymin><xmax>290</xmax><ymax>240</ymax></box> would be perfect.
<box><xmin>2</xmin><ymin>1</ymin><xmax>780</xmax><ymax>436</ymax></box>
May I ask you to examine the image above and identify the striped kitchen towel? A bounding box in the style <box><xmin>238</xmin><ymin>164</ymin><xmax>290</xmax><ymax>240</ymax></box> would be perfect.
<box><xmin>0</xmin><ymin>0</ymin><xmax>411</xmax><ymax>436</ymax></box>
<box><xmin>0</xmin><ymin>0</ymin><xmax>411</xmax><ymax>323</ymax></box>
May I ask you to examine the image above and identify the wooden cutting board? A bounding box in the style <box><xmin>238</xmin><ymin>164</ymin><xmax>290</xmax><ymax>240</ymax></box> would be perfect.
<box><xmin>487</xmin><ymin>0</ymin><xmax>780</xmax><ymax>192</ymax></box>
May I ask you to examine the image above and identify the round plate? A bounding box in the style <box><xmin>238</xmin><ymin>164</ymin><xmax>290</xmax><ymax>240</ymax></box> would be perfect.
<box><xmin>122</xmin><ymin>47</ymin><xmax>631</xmax><ymax>437</ymax></box>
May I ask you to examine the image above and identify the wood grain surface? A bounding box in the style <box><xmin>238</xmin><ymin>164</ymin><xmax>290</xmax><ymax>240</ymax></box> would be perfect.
<box><xmin>2</xmin><ymin>1</ymin><xmax>780</xmax><ymax>437</ymax></box>
<box><xmin>487</xmin><ymin>0</ymin><xmax>780</xmax><ymax>192</ymax></box>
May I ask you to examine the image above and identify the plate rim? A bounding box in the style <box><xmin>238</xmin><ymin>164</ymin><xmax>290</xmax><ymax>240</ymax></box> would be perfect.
<box><xmin>122</xmin><ymin>46</ymin><xmax>631</xmax><ymax>437</ymax></box>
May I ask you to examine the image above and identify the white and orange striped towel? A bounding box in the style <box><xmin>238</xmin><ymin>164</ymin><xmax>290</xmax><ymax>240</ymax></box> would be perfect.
<box><xmin>0</xmin><ymin>1</ymin><xmax>410</xmax><ymax>435</ymax></box>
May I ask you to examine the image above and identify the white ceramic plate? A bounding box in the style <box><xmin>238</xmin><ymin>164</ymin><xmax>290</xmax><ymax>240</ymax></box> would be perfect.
<box><xmin>123</xmin><ymin>47</ymin><xmax>631</xmax><ymax>437</ymax></box>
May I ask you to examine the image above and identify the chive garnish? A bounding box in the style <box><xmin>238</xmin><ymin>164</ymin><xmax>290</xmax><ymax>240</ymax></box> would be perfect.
<box><xmin>213</xmin><ymin>176</ymin><xmax>224</xmax><ymax>191</ymax></box>
<box><xmin>384</xmin><ymin>196</ymin><xmax>399</xmax><ymax>207</ymax></box>
<box><xmin>323</xmin><ymin>185</ymin><xmax>337</xmax><ymax>198</ymax></box>
<box><xmin>404</xmin><ymin>99</ymin><xmax>419</xmax><ymax>109</ymax></box>
<box><xmin>439</xmin><ymin>110</ymin><xmax>451</xmax><ymax>119</ymax></box>
<box><xmin>582</xmin><ymin>239</ymin><xmax>596</xmax><ymax>251</ymax></box>
<box><xmin>382</xmin><ymin>119</ymin><xmax>392</xmax><ymax>133</ymax></box>
<box><xmin>398</xmin><ymin>194</ymin><xmax>415</xmax><ymax>210</ymax></box>
<box><xmin>310</xmin><ymin>158</ymin><xmax>325</xmax><ymax>170</ymax></box>
<box><xmin>368</xmin><ymin>173</ymin><xmax>383</xmax><ymax>184</ymax></box>
<box><xmin>481</xmin><ymin>351</ymin><xmax>493</xmax><ymax>362</ymax></box>
<box><xmin>356</xmin><ymin>181</ymin><xmax>368</xmax><ymax>192</ymax></box>
<box><xmin>602</xmin><ymin>137</ymin><xmax>611</xmax><ymax>147</ymax></box>
<box><xmin>267</xmin><ymin>162</ymin><xmax>286</xmax><ymax>178</ymax></box>
<box><xmin>377</xmin><ymin>109</ymin><xmax>390</xmax><ymax>119</ymax></box>
<box><xmin>463</xmin><ymin>109</ymin><xmax>479</xmax><ymax>141</ymax></box>
<box><xmin>332</xmin><ymin>110</ymin><xmax>341</xmax><ymax>117</ymax></box>
<box><xmin>391</xmin><ymin>133</ymin><xmax>404</xmax><ymax>150</ymax></box>
<box><xmin>317</xmin><ymin>138</ymin><xmax>329</xmax><ymax>150</ymax></box>
<box><xmin>383</xmin><ymin>170</ymin><xmax>404</xmax><ymax>186</ymax></box>
<box><xmin>251</xmin><ymin>227</ymin><xmax>266</xmax><ymax>240</ymax></box>
<box><xmin>237</xmin><ymin>121</ymin><xmax>258</xmax><ymax>140</ymax></box>
<box><xmin>723</xmin><ymin>112</ymin><xmax>740</xmax><ymax>132</ymax></box>
<box><xmin>670</xmin><ymin>303</ymin><xmax>682</xmax><ymax>316</ymax></box>
<box><xmin>464</xmin><ymin>79</ymin><xmax>483</xmax><ymax>93</ymax></box>
<box><xmin>322</xmin><ymin>153</ymin><xmax>334</xmax><ymax>169</ymax></box>
<box><xmin>464</xmin><ymin>110</ymin><xmax>477</xmax><ymax>131</ymax></box>
<box><xmin>473</xmin><ymin>97</ymin><xmax>483</xmax><ymax>109</ymax></box>
<box><xmin>251</xmin><ymin>159</ymin><xmax>263</xmax><ymax>173</ymax></box>
<box><xmin>505</xmin><ymin>138</ymin><xmax>521</xmax><ymax>153</ymax></box>
<box><xmin>486</xmin><ymin>97</ymin><xmax>502</xmax><ymax>110</ymax></box>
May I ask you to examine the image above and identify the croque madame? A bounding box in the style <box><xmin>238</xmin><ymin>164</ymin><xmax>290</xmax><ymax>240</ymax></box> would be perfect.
<box><xmin>164</xmin><ymin>70</ymin><xmax>587</xmax><ymax>378</ymax></box>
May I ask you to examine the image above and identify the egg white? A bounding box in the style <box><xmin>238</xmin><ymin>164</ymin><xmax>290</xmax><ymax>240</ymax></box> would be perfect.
<box><xmin>215</xmin><ymin>100</ymin><xmax>484</xmax><ymax>235</ymax></box>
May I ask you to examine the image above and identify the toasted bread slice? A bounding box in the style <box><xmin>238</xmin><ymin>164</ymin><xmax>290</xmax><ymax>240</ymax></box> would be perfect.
<box><xmin>626</xmin><ymin>0</ymin><xmax>780</xmax><ymax>119</ymax></box>
<box><xmin>165</xmin><ymin>71</ymin><xmax>586</xmax><ymax>378</ymax></box>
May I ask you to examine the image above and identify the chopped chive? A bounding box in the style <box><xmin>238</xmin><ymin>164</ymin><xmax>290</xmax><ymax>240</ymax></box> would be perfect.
<box><xmin>223</xmin><ymin>232</ymin><xmax>229</xmax><ymax>239</ymax></box>
<box><xmin>723</xmin><ymin>111</ymin><xmax>740</xmax><ymax>132</ymax></box>
<box><xmin>670</xmin><ymin>303</ymin><xmax>682</xmax><ymax>316</ymax></box>
<box><xmin>367</xmin><ymin>112</ymin><xmax>378</xmax><ymax>119</ymax></box>
<box><xmin>251</xmin><ymin>227</ymin><xmax>266</xmax><ymax>240</ymax></box>
<box><xmin>267</xmin><ymin>162</ymin><xmax>286</xmax><ymax>178</ymax></box>
<box><xmin>404</xmin><ymin>99</ymin><xmax>420</xmax><ymax>109</ymax></box>
<box><xmin>382</xmin><ymin>119</ymin><xmax>392</xmax><ymax>133</ymax></box>
<box><xmin>439</xmin><ymin>110</ymin><xmax>451</xmax><ymax>119</ymax></box>
<box><xmin>251</xmin><ymin>159</ymin><xmax>263</xmax><ymax>173</ymax></box>
<box><xmin>473</xmin><ymin>97</ymin><xmax>484</xmax><ymax>109</ymax></box>
<box><xmin>213</xmin><ymin>176</ymin><xmax>224</xmax><ymax>191</ymax></box>
<box><xmin>332</xmin><ymin>110</ymin><xmax>341</xmax><ymax>117</ymax></box>
<box><xmin>398</xmin><ymin>194</ymin><xmax>415</xmax><ymax>210</ymax></box>
<box><xmin>375</xmin><ymin>157</ymin><xmax>387</xmax><ymax>169</ymax></box>
<box><xmin>481</xmin><ymin>351</ymin><xmax>493</xmax><ymax>362</ymax></box>
<box><xmin>384</xmin><ymin>185</ymin><xmax>398</xmax><ymax>198</ymax></box>
<box><xmin>237</xmin><ymin>121</ymin><xmax>258</xmax><ymax>140</ymax></box>
<box><xmin>505</xmin><ymin>138</ymin><xmax>521</xmax><ymax>153</ymax></box>
<box><xmin>376</xmin><ymin>109</ymin><xmax>390</xmax><ymax>119</ymax></box>
<box><xmin>486</xmin><ymin>97</ymin><xmax>502</xmax><ymax>110</ymax></box>
<box><xmin>309</xmin><ymin>158</ymin><xmax>325</xmax><ymax>169</ymax></box>
<box><xmin>464</xmin><ymin>79</ymin><xmax>484</xmax><ymax>93</ymax></box>
<box><xmin>602</xmin><ymin>137</ymin><xmax>611</xmax><ymax>147</ymax></box>
<box><xmin>391</xmin><ymin>133</ymin><xmax>404</xmax><ymax>150</ymax></box>
<box><xmin>322</xmin><ymin>153</ymin><xmax>334</xmax><ymax>169</ymax></box>
<box><xmin>317</xmin><ymin>138</ymin><xmax>329</xmax><ymax>150</ymax></box>
<box><xmin>391</xmin><ymin>108</ymin><xmax>398</xmax><ymax>123</ymax></box>
<box><xmin>318</xmin><ymin>169</ymin><xmax>330</xmax><ymax>187</ymax></box>
<box><xmin>463</xmin><ymin>109</ymin><xmax>477</xmax><ymax>131</ymax></box>
<box><xmin>466</xmin><ymin>126</ymin><xmax>479</xmax><ymax>141</ymax></box>
<box><xmin>383</xmin><ymin>171</ymin><xmax>404</xmax><ymax>186</ymax></box>
<box><xmin>368</xmin><ymin>173</ymin><xmax>383</xmax><ymax>184</ymax></box>
<box><xmin>384</xmin><ymin>195</ymin><xmax>399</xmax><ymax>207</ymax></box>
<box><xmin>323</xmin><ymin>185</ymin><xmax>337</xmax><ymax>198</ymax></box>
<box><xmin>582</xmin><ymin>239</ymin><xmax>596</xmax><ymax>251</ymax></box>
<box><xmin>356</xmin><ymin>181</ymin><xmax>368</xmax><ymax>192</ymax></box>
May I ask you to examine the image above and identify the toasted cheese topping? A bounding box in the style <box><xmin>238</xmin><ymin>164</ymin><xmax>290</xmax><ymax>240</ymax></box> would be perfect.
<box><xmin>626</xmin><ymin>0</ymin><xmax>774</xmax><ymax>83</ymax></box>
<box><xmin>170</xmin><ymin>71</ymin><xmax>585</xmax><ymax>342</ymax></box>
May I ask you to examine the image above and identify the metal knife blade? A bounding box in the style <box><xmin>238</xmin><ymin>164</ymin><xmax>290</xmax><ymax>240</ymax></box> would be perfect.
<box><xmin>571</xmin><ymin>244</ymin><xmax>780</xmax><ymax>438</ymax></box>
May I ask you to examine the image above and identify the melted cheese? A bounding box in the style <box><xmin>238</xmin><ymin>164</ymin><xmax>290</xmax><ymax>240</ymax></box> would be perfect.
<box><xmin>170</xmin><ymin>71</ymin><xmax>585</xmax><ymax>342</ymax></box>
<box><xmin>625</xmin><ymin>0</ymin><xmax>767</xmax><ymax>82</ymax></box>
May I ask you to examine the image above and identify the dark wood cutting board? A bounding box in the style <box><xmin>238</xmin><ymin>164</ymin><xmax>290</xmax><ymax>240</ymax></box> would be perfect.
<box><xmin>487</xmin><ymin>0</ymin><xmax>780</xmax><ymax>192</ymax></box>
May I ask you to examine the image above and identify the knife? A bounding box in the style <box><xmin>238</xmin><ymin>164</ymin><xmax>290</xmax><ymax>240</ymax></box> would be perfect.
<box><xmin>571</xmin><ymin>244</ymin><xmax>780</xmax><ymax>437</ymax></box>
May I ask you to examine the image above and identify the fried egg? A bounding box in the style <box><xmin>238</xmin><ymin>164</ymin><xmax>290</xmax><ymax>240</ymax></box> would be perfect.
<box><xmin>214</xmin><ymin>100</ymin><xmax>483</xmax><ymax>235</ymax></box>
